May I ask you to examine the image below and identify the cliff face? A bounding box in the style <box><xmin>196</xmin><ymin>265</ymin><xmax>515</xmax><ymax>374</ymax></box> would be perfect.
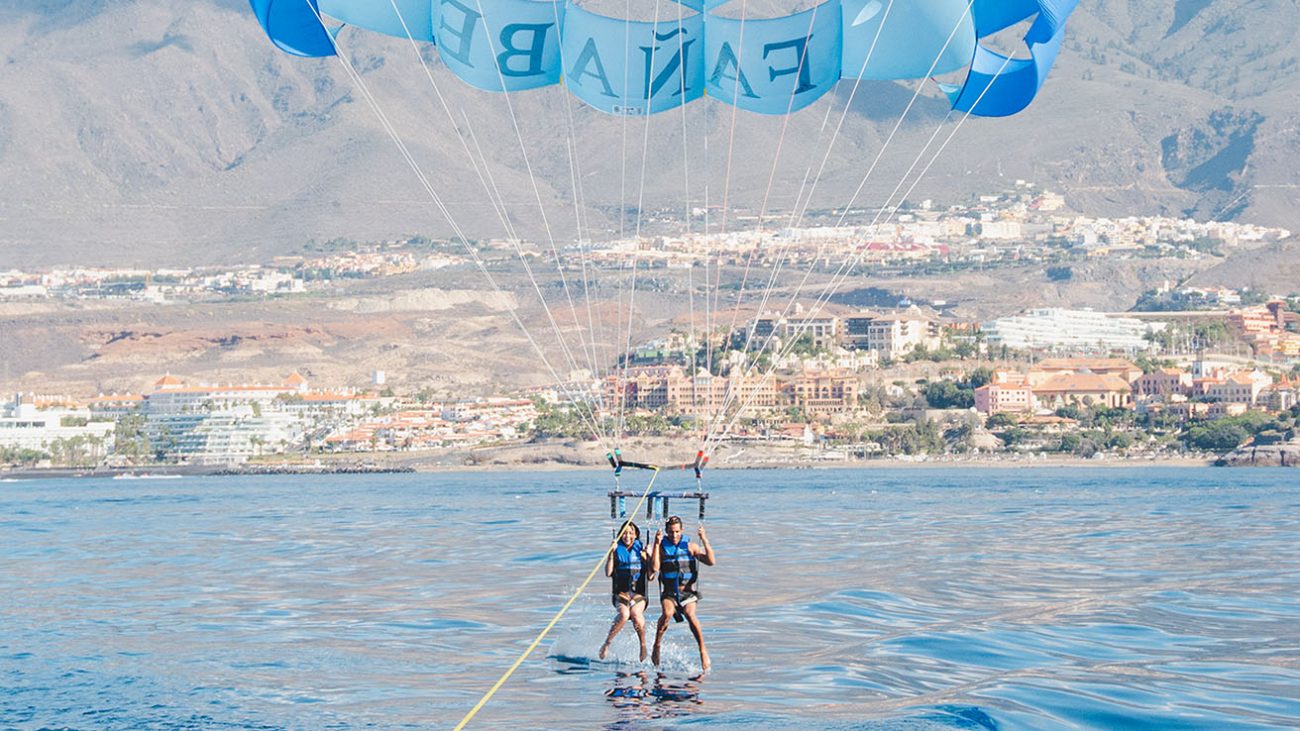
<box><xmin>0</xmin><ymin>0</ymin><xmax>1297</xmax><ymax>268</ymax></box>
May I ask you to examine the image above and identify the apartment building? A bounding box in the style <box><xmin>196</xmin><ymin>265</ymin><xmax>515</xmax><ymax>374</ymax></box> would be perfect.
<box><xmin>983</xmin><ymin>308</ymin><xmax>1162</xmax><ymax>352</ymax></box>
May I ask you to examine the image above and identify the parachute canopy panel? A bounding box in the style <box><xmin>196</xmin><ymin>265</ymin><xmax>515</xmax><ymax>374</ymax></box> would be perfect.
<box><xmin>250</xmin><ymin>0</ymin><xmax>337</xmax><ymax>57</ymax></box>
<box><xmin>318</xmin><ymin>0</ymin><xmax>436</xmax><ymax>43</ymax></box>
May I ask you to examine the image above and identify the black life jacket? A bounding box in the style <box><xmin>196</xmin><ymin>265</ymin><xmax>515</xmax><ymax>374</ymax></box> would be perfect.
<box><xmin>658</xmin><ymin>536</ymin><xmax>697</xmax><ymax>599</ymax></box>
<box><xmin>612</xmin><ymin>539</ymin><xmax>647</xmax><ymax>596</ymax></box>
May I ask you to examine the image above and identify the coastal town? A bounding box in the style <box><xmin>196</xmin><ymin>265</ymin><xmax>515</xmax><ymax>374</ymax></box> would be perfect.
<box><xmin>3</xmin><ymin>295</ymin><xmax>1298</xmax><ymax>471</ymax></box>
<box><xmin>1</xmin><ymin>183</ymin><xmax>1290</xmax><ymax>306</ymax></box>
<box><xmin>2</xmin><ymin>186</ymin><xmax>1297</xmax><ymax>472</ymax></box>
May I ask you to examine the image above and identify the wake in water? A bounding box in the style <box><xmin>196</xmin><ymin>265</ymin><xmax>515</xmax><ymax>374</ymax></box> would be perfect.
<box><xmin>548</xmin><ymin>600</ymin><xmax>712</xmax><ymax>676</ymax></box>
<box><xmin>547</xmin><ymin>615</ymin><xmax>706</xmax><ymax>676</ymax></box>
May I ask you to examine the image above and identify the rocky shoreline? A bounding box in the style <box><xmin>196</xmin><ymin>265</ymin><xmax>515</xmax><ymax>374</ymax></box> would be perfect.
<box><xmin>1216</xmin><ymin>443</ymin><xmax>1300</xmax><ymax>467</ymax></box>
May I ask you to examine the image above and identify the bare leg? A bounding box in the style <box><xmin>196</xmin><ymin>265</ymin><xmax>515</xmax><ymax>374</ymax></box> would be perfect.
<box><xmin>681</xmin><ymin>601</ymin><xmax>710</xmax><ymax>671</ymax></box>
<box><xmin>599</xmin><ymin>603</ymin><xmax>631</xmax><ymax>660</ymax></box>
<box><xmin>630</xmin><ymin>599</ymin><xmax>648</xmax><ymax>662</ymax></box>
<box><xmin>651</xmin><ymin>597</ymin><xmax>674</xmax><ymax>666</ymax></box>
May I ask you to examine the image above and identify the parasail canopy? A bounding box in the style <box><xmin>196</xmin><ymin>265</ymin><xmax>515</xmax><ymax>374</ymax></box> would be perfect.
<box><xmin>248</xmin><ymin>0</ymin><xmax>1078</xmax><ymax>117</ymax></box>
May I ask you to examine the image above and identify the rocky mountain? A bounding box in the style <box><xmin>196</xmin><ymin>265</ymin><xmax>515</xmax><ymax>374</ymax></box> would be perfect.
<box><xmin>0</xmin><ymin>0</ymin><xmax>1297</xmax><ymax>269</ymax></box>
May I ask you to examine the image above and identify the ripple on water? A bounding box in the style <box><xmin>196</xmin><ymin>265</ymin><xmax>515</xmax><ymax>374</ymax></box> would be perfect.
<box><xmin>3</xmin><ymin>468</ymin><xmax>1299</xmax><ymax>730</ymax></box>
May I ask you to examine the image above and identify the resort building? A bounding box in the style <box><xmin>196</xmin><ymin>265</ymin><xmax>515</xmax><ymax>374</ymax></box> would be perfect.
<box><xmin>1031</xmin><ymin>373</ymin><xmax>1134</xmax><ymax>410</ymax></box>
<box><xmin>142</xmin><ymin>373</ymin><xmax>374</xmax><ymax>464</ymax></box>
<box><xmin>782</xmin><ymin>370</ymin><xmax>860</xmax><ymax>414</ymax></box>
<box><xmin>0</xmin><ymin>393</ymin><xmax>116</xmax><ymax>452</ymax></box>
<box><xmin>841</xmin><ymin>306</ymin><xmax>941</xmax><ymax>359</ymax></box>
<box><xmin>974</xmin><ymin>383</ymin><xmax>1035</xmax><ymax>415</ymax></box>
<box><xmin>604</xmin><ymin>366</ymin><xmax>778</xmax><ymax>417</ymax></box>
<box><xmin>1227</xmin><ymin>301</ymin><xmax>1300</xmax><ymax>357</ymax></box>
<box><xmin>982</xmin><ymin>308</ymin><xmax>1163</xmax><ymax>353</ymax></box>
<box><xmin>1134</xmin><ymin>368</ymin><xmax>1193</xmax><ymax>398</ymax></box>
<box><xmin>749</xmin><ymin>309</ymin><xmax>840</xmax><ymax>349</ymax></box>
<box><xmin>1031</xmin><ymin>358</ymin><xmax>1143</xmax><ymax>386</ymax></box>
<box><xmin>1202</xmin><ymin>371</ymin><xmax>1273</xmax><ymax>406</ymax></box>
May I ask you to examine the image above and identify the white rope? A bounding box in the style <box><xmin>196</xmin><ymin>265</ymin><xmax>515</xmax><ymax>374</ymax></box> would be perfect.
<box><xmin>717</xmin><ymin>0</ymin><xmax>752</xmax><ymax>235</ymax></box>
<box><xmin>755</xmin><ymin>3</ymin><xmax>826</xmax><ymax>229</ymax></box>
<box><xmin>701</xmin><ymin>1</ymin><xmax>986</xmax><ymax>447</ymax></box>
<box><xmin>307</xmin><ymin>2</ymin><xmax>610</xmax><ymax>448</ymax></box>
<box><xmin>788</xmin><ymin>0</ymin><xmax>899</xmax><ymax>228</ymax></box>
<box><xmin>704</xmin><ymin>0</ymin><xmax>913</xmax><ymax>446</ymax></box>
<box><xmin>467</xmin><ymin>0</ymin><xmax>601</xmax><ymax>399</ymax></box>
<box><xmin>705</xmin><ymin>49</ymin><xmax>1019</xmax><ymax>450</ymax></box>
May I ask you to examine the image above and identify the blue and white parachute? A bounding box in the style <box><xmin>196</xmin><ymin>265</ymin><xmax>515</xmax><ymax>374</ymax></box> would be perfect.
<box><xmin>248</xmin><ymin>0</ymin><xmax>1077</xmax><ymax>117</ymax></box>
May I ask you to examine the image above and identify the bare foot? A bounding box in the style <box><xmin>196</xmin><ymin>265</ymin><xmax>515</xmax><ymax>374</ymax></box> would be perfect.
<box><xmin>639</xmin><ymin>645</ymin><xmax>648</xmax><ymax>662</ymax></box>
<box><xmin>700</xmin><ymin>649</ymin><xmax>711</xmax><ymax>671</ymax></box>
<box><xmin>598</xmin><ymin>644</ymin><xmax>609</xmax><ymax>661</ymax></box>
<box><xmin>651</xmin><ymin>646</ymin><xmax>661</xmax><ymax>666</ymax></box>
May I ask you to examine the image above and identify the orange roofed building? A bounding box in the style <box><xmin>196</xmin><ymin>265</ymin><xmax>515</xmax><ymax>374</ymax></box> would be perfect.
<box><xmin>1032</xmin><ymin>373</ymin><xmax>1134</xmax><ymax>410</ymax></box>
<box><xmin>1029</xmin><ymin>358</ymin><xmax>1142</xmax><ymax>387</ymax></box>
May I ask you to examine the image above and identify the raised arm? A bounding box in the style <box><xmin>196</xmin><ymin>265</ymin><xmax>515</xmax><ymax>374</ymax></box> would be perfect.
<box><xmin>650</xmin><ymin>529</ymin><xmax>663</xmax><ymax>575</ymax></box>
<box><xmin>641</xmin><ymin>539</ymin><xmax>655</xmax><ymax>580</ymax></box>
<box><xmin>605</xmin><ymin>542</ymin><xmax>616</xmax><ymax>577</ymax></box>
<box><xmin>693</xmin><ymin>525</ymin><xmax>716</xmax><ymax>566</ymax></box>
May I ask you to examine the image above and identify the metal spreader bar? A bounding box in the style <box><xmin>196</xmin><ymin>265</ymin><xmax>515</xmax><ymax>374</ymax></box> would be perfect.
<box><xmin>609</xmin><ymin>489</ymin><xmax>709</xmax><ymax>522</ymax></box>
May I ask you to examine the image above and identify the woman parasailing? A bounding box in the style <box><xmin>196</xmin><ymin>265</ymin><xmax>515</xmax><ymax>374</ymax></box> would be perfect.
<box><xmin>599</xmin><ymin>521</ymin><xmax>653</xmax><ymax>661</ymax></box>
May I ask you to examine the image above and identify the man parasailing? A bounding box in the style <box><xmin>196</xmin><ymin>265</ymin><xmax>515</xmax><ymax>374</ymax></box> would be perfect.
<box><xmin>651</xmin><ymin>515</ymin><xmax>716</xmax><ymax>670</ymax></box>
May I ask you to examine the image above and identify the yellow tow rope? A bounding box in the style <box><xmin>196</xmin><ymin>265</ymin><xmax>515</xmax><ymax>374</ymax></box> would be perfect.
<box><xmin>452</xmin><ymin>466</ymin><xmax>661</xmax><ymax>730</ymax></box>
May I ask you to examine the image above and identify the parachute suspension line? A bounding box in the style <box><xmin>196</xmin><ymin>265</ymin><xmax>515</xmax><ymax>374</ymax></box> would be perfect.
<box><xmin>466</xmin><ymin>0</ymin><xmax>602</xmax><ymax>400</ymax></box>
<box><xmin>787</xmin><ymin>0</ymin><xmax>903</xmax><ymax>228</ymax></box>
<box><xmin>452</xmin><ymin>466</ymin><xmax>663</xmax><ymax>731</ymax></box>
<box><xmin>714</xmin><ymin>0</ymin><xmax>756</xmax><ymax>365</ymax></box>
<box><xmin>700</xmin><ymin>4</ymin><xmax>986</xmax><ymax>449</ymax></box>
<box><xmin>702</xmin><ymin>116</ymin><xmax>956</xmax><ymax>453</ymax></box>
<box><xmin>302</xmin><ymin>3</ymin><xmax>610</xmax><ymax>451</ymax></box>
<box><xmin>785</xmin><ymin>102</ymin><xmax>837</xmax><ymax>230</ymax></box>
<box><xmin>460</xmin><ymin>111</ymin><xmax>521</xmax><ymax>240</ymax></box>
<box><xmin>703</xmin><ymin>238</ymin><xmax>728</xmax><ymax>444</ymax></box>
<box><xmin>832</xmin><ymin>0</ymin><xmax>976</xmax><ymax>228</ymax></box>
<box><xmin>381</xmin><ymin>0</ymin><xmax>532</xmax><ymax>262</ymax></box>
<box><xmin>548</xmin><ymin>0</ymin><xmax>612</xmax><ymax>426</ymax></box>
<box><xmin>703</xmin><ymin>53</ymin><xmax>1019</xmax><ymax>451</ymax></box>
<box><xmin>703</xmin><ymin>2</ymin><xmax>833</xmax><ymax>450</ymax></box>
<box><xmin>612</xmin><ymin>0</ymin><xmax>636</xmax><ymax>446</ymax></box>
<box><xmin>718</xmin><ymin>0</ymin><xmax>753</xmax><ymax>236</ymax></box>
<box><xmin>565</xmin><ymin>134</ymin><xmax>604</xmax><ymax>385</ymax></box>
<box><xmin>755</xmin><ymin>3</ymin><xmax>825</xmax><ymax>230</ymax></box>
<box><xmin>674</xmin><ymin>0</ymin><xmax>703</xmax><ymax>442</ymax></box>
<box><xmin>382</xmin><ymin>0</ymin><xmax>606</xmax><ymax>443</ymax></box>
<box><xmin>617</xmin><ymin>0</ymin><xmax>670</xmax><ymax>448</ymax></box>
<box><xmin>705</xmin><ymin>0</ymin><xmax>912</xmax><ymax>439</ymax></box>
<box><xmin>701</xmin><ymin>102</ymin><xmax>715</xmax><ymax>444</ymax></box>
<box><xmin>632</xmin><ymin>0</ymin><xmax>665</xmax><ymax>243</ymax></box>
<box><xmin>704</xmin><ymin>0</ymin><xmax>753</xmax><ymax>445</ymax></box>
<box><xmin>459</xmin><ymin>120</ymin><xmax>596</xmax><ymax>405</ymax></box>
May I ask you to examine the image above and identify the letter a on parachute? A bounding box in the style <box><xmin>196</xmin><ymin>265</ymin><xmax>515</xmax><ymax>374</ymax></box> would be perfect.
<box><xmin>248</xmin><ymin>0</ymin><xmax>1078</xmax><ymax>117</ymax></box>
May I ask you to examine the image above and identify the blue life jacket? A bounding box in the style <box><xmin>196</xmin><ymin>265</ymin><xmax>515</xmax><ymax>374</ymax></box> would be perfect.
<box><xmin>659</xmin><ymin>536</ymin><xmax>698</xmax><ymax>599</ymax></box>
<box><xmin>612</xmin><ymin>539</ymin><xmax>646</xmax><ymax>597</ymax></box>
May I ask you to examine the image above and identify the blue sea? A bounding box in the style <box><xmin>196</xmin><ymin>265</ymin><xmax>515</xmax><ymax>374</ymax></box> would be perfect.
<box><xmin>2</xmin><ymin>468</ymin><xmax>1298</xmax><ymax>730</ymax></box>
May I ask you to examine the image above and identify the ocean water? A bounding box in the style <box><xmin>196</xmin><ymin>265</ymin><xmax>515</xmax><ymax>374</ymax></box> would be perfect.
<box><xmin>2</xmin><ymin>467</ymin><xmax>1298</xmax><ymax>730</ymax></box>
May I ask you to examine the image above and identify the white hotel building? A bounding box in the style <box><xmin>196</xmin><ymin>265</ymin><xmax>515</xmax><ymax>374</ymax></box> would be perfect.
<box><xmin>983</xmin><ymin>308</ymin><xmax>1164</xmax><ymax>353</ymax></box>
<box><xmin>0</xmin><ymin>394</ymin><xmax>117</xmax><ymax>451</ymax></box>
<box><xmin>143</xmin><ymin>373</ymin><xmax>371</xmax><ymax>465</ymax></box>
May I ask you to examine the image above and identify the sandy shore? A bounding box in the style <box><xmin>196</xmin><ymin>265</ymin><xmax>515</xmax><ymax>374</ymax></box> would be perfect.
<box><xmin>314</xmin><ymin>437</ymin><xmax>1219</xmax><ymax>472</ymax></box>
<box><xmin>0</xmin><ymin>440</ymin><xmax>1224</xmax><ymax>480</ymax></box>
